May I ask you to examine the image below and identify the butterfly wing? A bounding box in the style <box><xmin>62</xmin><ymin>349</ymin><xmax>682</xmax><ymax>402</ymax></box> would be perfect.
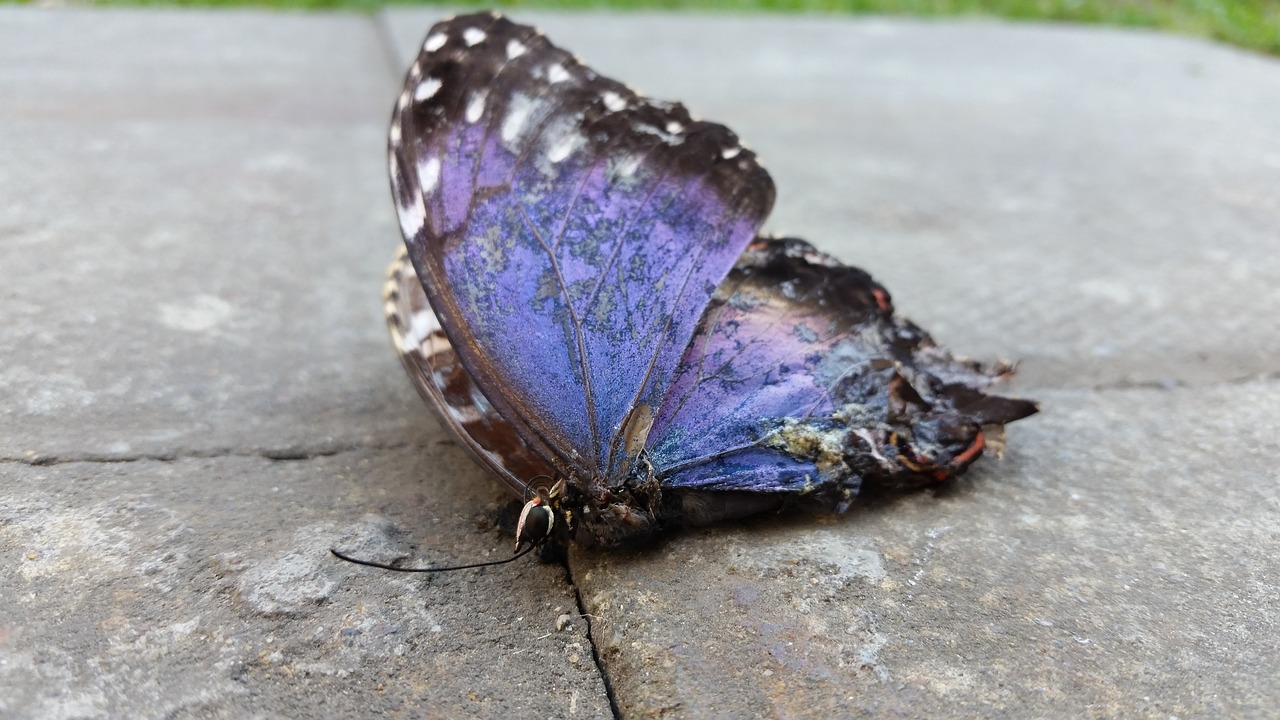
<box><xmin>647</xmin><ymin>238</ymin><xmax>1038</xmax><ymax>511</ymax></box>
<box><xmin>384</xmin><ymin>247</ymin><xmax>557</xmax><ymax>497</ymax></box>
<box><xmin>389</xmin><ymin>13</ymin><xmax>774</xmax><ymax>483</ymax></box>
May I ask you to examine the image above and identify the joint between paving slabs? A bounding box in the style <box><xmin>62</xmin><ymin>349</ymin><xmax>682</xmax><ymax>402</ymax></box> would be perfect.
<box><xmin>561</xmin><ymin>555</ymin><xmax>624</xmax><ymax>720</ymax></box>
<box><xmin>0</xmin><ymin>441</ymin><xmax>420</xmax><ymax>467</ymax></box>
<box><xmin>1028</xmin><ymin>369</ymin><xmax>1280</xmax><ymax>395</ymax></box>
<box><xmin>373</xmin><ymin>11</ymin><xmax>413</xmax><ymax>86</ymax></box>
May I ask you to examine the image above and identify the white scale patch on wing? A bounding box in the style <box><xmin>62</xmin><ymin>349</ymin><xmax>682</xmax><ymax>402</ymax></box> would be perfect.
<box><xmin>390</xmin><ymin>153</ymin><xmax>427</xmax><ymax>240</ymax></box>
<box><xmin>463</xmin><ymin>27</ymin><xmax>487</xmax><ymax>46</ymax></box>
<box><xmin>501</xmin><ymin>93</ymin><xmax>538</xmax><ymax>146</ymax></box>
<box><xmin>401</xmin><ymin>308</ymin><xmax>442</xmax><ymax>354</ymax></box>
<box><xmin>466</xmin><ymin>90</ymin><xmax>488</xmax><ymax>123</ymax></box>
<box><xmin>601</xmin><ymin>90</ymin><xmax>626</xmax><ymax>112</ymax></box>
<box><xmin>632</xmin><ymin>121</ymin><xmax>684</xmax><ymax>146</ymax></box>
<box><xmin>547</xmin><ymin>130</ymin><xmax>585</xmax><ymax>164</ymax></box>
<box><xmin>423</xmin><ymin>33</ymin><xmax>446</xmax><ymax>52</ymax></box>
<box><xmin>547</xmin><ymin>63</ymin><xmax>571</xmax><ymax>84</ymax></box>
<box><xmin>419</xmin><ymin>156</ymin><xmax>441</xmax><ymax>194</ymax></box>
<box><xmin>414</xmin><ymin>77</ymin><xmax>442</xmax><ymax>102</ymax></box>
<box><xmin>616</xmin><ymin>154</ymin><xmax>643</xmax><ymax>177</ymax></box>
<box><xmin>506</xmin><ymin>38</ymin><xmax>527</xmax><ymax>59</ymax></box>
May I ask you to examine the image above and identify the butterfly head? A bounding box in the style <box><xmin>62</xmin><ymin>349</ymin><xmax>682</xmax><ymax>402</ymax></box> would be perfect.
<box><xmin>515</xmin><ymin>478</ymin><xmax>568</xmax><ymax>552</ymax></box>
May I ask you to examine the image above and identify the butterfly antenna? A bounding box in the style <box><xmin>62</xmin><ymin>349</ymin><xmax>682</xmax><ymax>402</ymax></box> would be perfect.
<box><xmin>524</xmin><ymin>475</ymin><xmax>555</xmax><ymax>501</ymax></box>
<box><xmin>329</xmin><ymin>544</ymin><xmax>537</xmax><ymax>573</ymax></box>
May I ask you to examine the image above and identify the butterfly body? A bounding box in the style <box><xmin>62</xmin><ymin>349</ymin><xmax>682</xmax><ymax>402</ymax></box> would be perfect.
<box><xmin>386</xmin><ymin>13</ymin><xmax>1037</xmax><ymax>551</ymax></box>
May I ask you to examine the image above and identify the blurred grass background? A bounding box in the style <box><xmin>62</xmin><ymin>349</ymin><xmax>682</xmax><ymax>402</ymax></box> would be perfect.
<box><xmin>65</xmin><ymin>0</ymin><xmax>1280</xmax><ymax>56</ymax></box>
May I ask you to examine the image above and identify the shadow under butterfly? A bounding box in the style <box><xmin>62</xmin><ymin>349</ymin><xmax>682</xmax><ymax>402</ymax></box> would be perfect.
<box><xmin>333</xmin><ymin>12</ymin><xmax>1038</xmax><ymax>574</ymax></box>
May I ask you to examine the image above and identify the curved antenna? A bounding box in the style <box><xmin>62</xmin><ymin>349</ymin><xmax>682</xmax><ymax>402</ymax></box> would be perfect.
<box><xmin>329</xmin><ymin>544</ymin><xmax>537</xmax><ymax>573</ymax></box>
<box><xmin>524</xmin><ymin>474</ymin><xmax>556</xmax><ymax>501</ymax></box>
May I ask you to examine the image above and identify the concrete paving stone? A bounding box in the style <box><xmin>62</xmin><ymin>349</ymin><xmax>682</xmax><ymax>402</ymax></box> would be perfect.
<box><xmin>571</xmin><ymin>381</ymin><xmax>1280</xmax><ymax>718</ymax></box>
<box><xmin>1</xmin><ymin>444</ymin><xmax>612</xmax><ymax>719</ymax></box>
<box><xmin>0</xmin><ymin>8</ymin><xmax>419</xmax><ymax>461</ymax></box>
<box><xmin>4</xmin><ymin>6</ymin><xmax>1280</xmax><ymax>720</ymax></box>
<box><xmin>382</xmin><ymin>10</ymin><xmax>1280</xmax><ymax>390</ymax></box>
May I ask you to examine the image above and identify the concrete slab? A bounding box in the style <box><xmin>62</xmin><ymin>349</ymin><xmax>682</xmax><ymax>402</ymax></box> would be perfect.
<box><xmin>4</xmin><ymin>6</ymin><xmax>1280</xmax><ymax>720</ymax></box>
<box><xmin>0</xmin><ymin>8</ymin><xmax>415</xmax><ymax>461</ymax></box>
<box><xmin>1</xmin><ymin>446</ymin><xmax>612</xmax><ymax>719</ymax></box>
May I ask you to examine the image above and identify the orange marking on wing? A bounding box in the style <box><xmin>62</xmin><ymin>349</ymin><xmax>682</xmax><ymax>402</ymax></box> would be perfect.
<box><xmin>872</xmin><ymin>288</ymin><xmax>891</xmax><ymax>313</ymax></box>
<box><xmin>952</xmin><ymin>431</ymin><xmax>986</xmax><ymax>467</ymax></box>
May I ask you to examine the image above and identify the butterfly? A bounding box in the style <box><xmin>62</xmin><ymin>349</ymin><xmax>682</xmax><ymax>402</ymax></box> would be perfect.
<box><xmin>379</xmin><ymin>12</ymin><xmax>1038</xmax><ymax>559</ymax></box>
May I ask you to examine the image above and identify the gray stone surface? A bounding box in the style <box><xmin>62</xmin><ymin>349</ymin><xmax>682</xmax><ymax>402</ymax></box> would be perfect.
<box><xmin>2</xmin><ymin>449</ymin><xmax>608</xmax><ymax>718</ymax></box>
<box><xmin>1</xmin><ymin>8</ymin><xmax>413</xmax><ymax>461</ymax></box>
<box><xmin>4</xmin><ymin>6</ymin><xmax>1279</xmax><ymax>719</ymax></box>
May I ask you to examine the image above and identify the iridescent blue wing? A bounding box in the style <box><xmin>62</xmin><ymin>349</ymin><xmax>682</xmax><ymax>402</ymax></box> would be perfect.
<box><xmin>647</xmin><ymin>238</ymin><xmax>1038</xmax><ymax>512</ymax></box>
<box><xmin>389</xmin><ymin>13</ymin><xmax>773</xmax><ymax>482</ymax></box>
<box><xmin>384</xmin><ymin>247</ymin><xmax>557</xmax><ymax>498</ymax></box>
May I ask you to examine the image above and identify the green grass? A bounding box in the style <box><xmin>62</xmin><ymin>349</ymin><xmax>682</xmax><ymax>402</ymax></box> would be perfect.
<box><xmin>74</xmin><ymin>0</ymin><xmax>1280</xmax><ymax>57</ymax></box>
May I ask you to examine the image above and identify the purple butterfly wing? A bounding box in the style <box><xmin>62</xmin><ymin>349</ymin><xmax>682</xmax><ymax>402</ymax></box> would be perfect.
<box><xmin>647</xmin><ymin>238</ymin><xmax>1038</xmax><ymax>509</ymax></box>
<box><xmin>384</xmin><ymin>247</ymin><xmax>557</xmax><ymax>497</ymax></box>
<box><xmin>389</xmin><ymin>13</ymin><xmax>774</xmax><ymax>481</ymax></box>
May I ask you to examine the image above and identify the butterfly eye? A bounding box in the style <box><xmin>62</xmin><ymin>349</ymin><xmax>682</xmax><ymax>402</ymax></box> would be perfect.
<box><xmin>515</xmin><ymin>498</ymin><xmax>555</xmax><ymax>551</ymax></box>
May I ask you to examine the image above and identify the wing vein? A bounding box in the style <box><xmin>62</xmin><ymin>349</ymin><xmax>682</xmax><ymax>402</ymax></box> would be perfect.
<box><xmin>515</xmin><ymin>198</ymin><xmax>603</xmax><ymax>470</ymax></box>
<box><xmin>605</xmin><ymin>177</ymin><xmax>727</xmax><ymax>471</ymax></box>
<box><xmin>580</xmin><ymin>158</ymin><xmax>671</xmax><ymax>314</ymax></box>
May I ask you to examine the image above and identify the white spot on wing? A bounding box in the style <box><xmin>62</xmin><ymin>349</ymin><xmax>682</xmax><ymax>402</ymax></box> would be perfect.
<box><xmin>722</xmin><ymin>146</ymin><xmax>741</xmax><ymax>159</ymax></box>
<box><xmin>401</xmin><ymin>309</ymin><xmax>440</xmax><ymax>353</ymax></box>
<box><xmin>617</xmin><ymin>154</ymin><xmax>642</xmax><ymax>177</ymax></box>
<box><xmin>665</xmin><ymin>120</ymin><xmax>684</xmax><ymax>134</ymax></box>
<box><xmin>424</xmin><ymin>33</ymin><xmax>447</xmax><ymax>52</ymax></box>
<box><xmin>547</xmin><ymin>63</ymin><xmax>571</xmax><ymax>84</ymax></box>
<box><xmin>419</xmin><ymin>156</ymin><xmax>441</xmax><ymax>194</ymax></box>
<box><xmin>466</xmin><ymin>91</ymin><xmax>487</xmax><ymax>123</ymax></box>
<box><xmin>389</xmin><ymin>123</ymin><xmax>402</xmax><ymax>144</ymax></box>
<box><xmin>469</xmin><ymin>385</ymin><xmax>494</xmax><ymax>415</ymax></box>
<box><xmin>631</xmin><ymin>121</ymin><xmax>684</xmax><ymax>146</ymax></box>
<box><xmin>548</xmin><ymin>132</ymin><xmax>583</xmax><ymax>163</ymax></box>
<box><xmin>502</xmin><ymin>94</ymin><xmax>536</xmax><ymax>145</ymax></box>
<box><xmin>506</xmin><ymin>39</ymin><xmax>527</xmax><ymax>59</ymax></box>
<box><xmin>601</xmin><ymin>91</ymin><xmax>626</xmax><ymax>112</ymax></box>
<box><xmin>414</xmin><ymin>77</ymin><xmax>442</xmax><ymax>102</ymax></box>
<box><xmin>463</xmin><ymin>28</ymin><xmax>486</xmax><ymax>46</ymax></box>
<box><xmin>391</xmin><ymin>154</ymin><xmax>428</xmax><ymax>240</ymax></box>
<box><xmin>397</xmin><ymin>90</ymin><xmax>410</xmax><ymax>111</ymax></box>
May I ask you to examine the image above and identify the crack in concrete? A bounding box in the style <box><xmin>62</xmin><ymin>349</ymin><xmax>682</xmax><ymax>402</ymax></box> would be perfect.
<box><xmin>1018</xmin><ymin>370</ymin><xmax>1280</xmax><ymax>396</ymax></box>
<box><xmin>562</xmin><ymin>557</ymin><xmax>623</xmax><ymax>720</ymax></box>
<box><xmin>372</xmin><ymin>10</ymin><xmax>408</xmax><ymax>84</ymax></box>
<box><xmin>0</xmin><ymin>441</ymin><xmax>419</xmax><ymax>467</ymax></box>
<box><xmin>1089</xmin><ymin>371</ymin><xmax>1280</xmax><ymax>392</ymax></box>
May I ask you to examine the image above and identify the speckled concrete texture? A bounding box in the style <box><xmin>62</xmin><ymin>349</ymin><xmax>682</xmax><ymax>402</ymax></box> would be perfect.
<box><xmin>4</xmin><ymin>6</ymin><xmax>1279</xmax><ymax>719</ymax></box>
